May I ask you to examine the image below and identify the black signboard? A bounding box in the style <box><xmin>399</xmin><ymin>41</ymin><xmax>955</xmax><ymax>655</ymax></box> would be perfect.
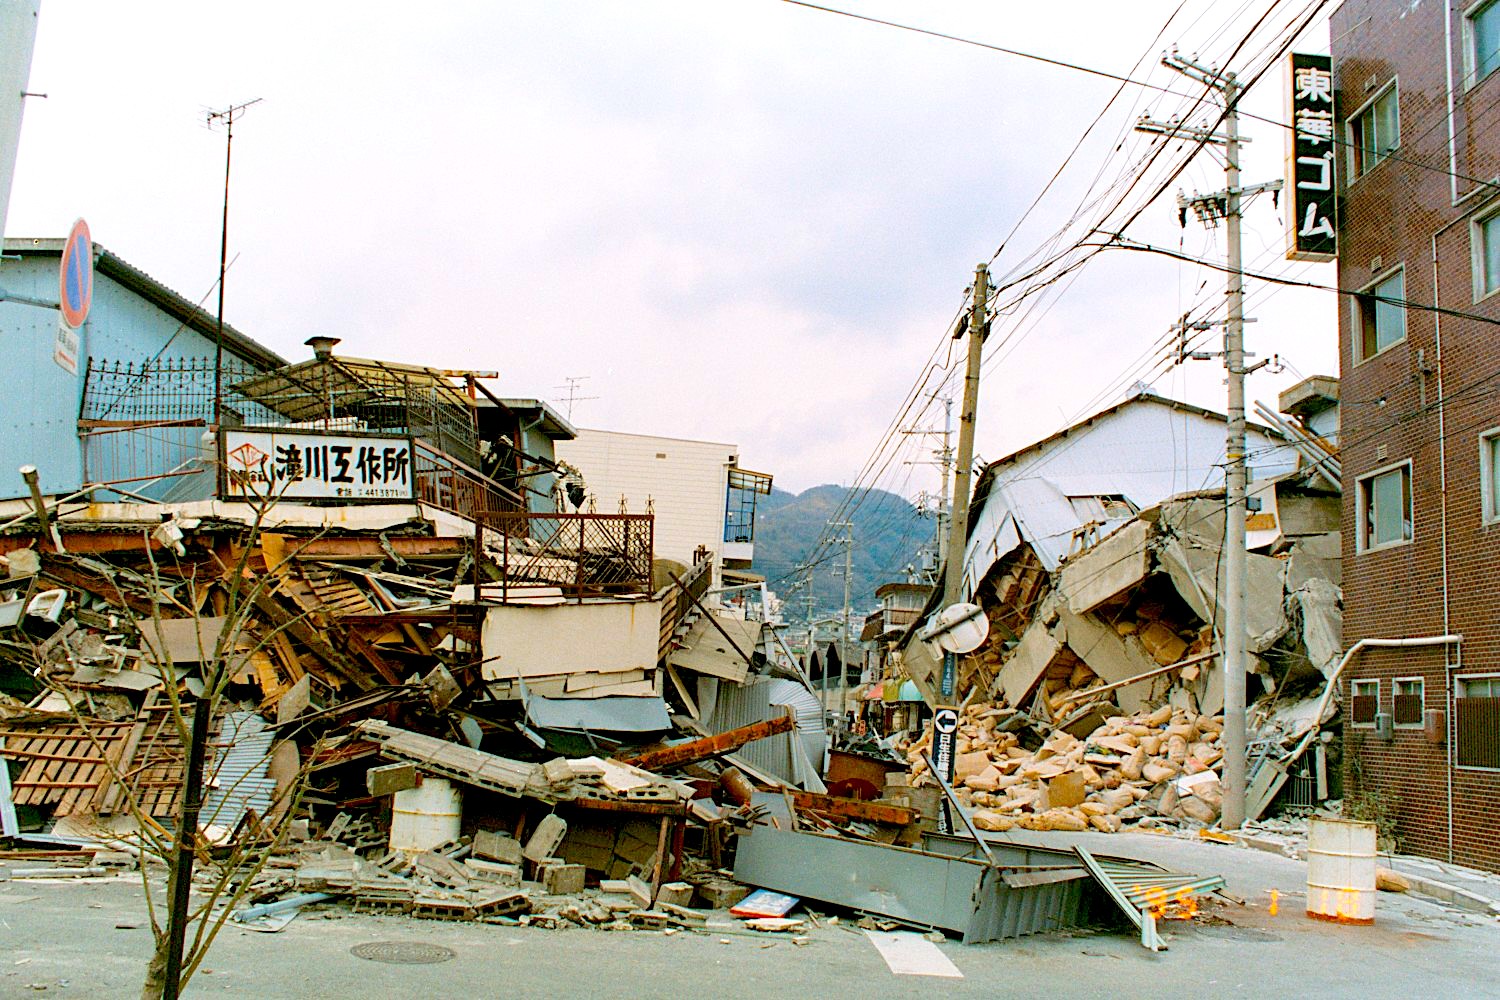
<box><xmin>1286</xmin><ymin>52</ymin><xmax>1338</xmax><ymax>261</ymax></box>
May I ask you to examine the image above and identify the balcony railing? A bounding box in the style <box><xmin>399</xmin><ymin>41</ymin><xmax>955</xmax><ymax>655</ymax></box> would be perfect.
<box><xmin>476</xmin><ymin>511</ymin><xmax>654</xmax><ymax>601</ymax></box>
<box><xmin>414</xmin><ymin>440</ymin><xmax>526</xmax><ymax>528</ymax></box>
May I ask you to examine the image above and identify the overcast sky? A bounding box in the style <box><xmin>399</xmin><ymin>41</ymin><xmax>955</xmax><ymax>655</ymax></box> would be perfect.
<box><xmin>6</xmin><ymin>1</ymin><xmax>1337</xmax><ymax>496</ymax></box>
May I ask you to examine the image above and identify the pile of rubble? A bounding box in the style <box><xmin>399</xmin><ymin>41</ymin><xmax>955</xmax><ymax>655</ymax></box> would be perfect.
<box><xmin>904</xmin><ymin>703</ymin><xmax>1225</xmax><ymax>831</ymax></box>
<box><xmin>896</xmin><ymin>482</ymin><xmax>1345</xmax><ymax>830</ymax></box>
<box><xmin>0</xmin><ymin>505</ymin><xmax>923</xmax><ymax>938</ymax></box>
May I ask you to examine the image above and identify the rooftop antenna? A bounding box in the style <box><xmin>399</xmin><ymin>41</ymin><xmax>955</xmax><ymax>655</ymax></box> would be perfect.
<box><xmin>554</xmin><ymin>375</ymin><xmax>598</xmax><ymax>420</ymax></box>
<box><xmin>204</xmin><ymin>97</ymin><xmax>261</xmax><ymax>430</ymax></box>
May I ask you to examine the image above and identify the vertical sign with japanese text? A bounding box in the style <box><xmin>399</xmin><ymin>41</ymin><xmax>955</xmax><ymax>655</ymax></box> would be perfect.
<box><xmin>1286</xmin><ymin>52</ymin><xmax>1338</xmax><ymax>261</ymax></box>
<box><xmin>222</xmin><ymin>429</ymin><xmax>415</xmax><ymax>501</ymax></box>
<box><xmin>932</xmin><ymin>705</ymin><xmax>959</xmax><ymax>835</ymax></box>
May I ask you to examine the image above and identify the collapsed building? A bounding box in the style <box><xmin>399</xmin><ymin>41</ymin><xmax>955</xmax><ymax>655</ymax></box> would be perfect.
<box><xmin>888</xmin><ymin>386</ymin><xmax>1345</xmax><ymax>831</ymax></box>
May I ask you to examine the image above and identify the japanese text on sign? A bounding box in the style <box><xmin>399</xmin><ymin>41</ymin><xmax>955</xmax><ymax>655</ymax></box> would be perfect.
<box><xmin>222</xmin><ymin>430</ymin><xmax>415</xmax><ymax>501</ymax></box>
<box><xmin>1286</xmin><ymin>52</ymin><xmax>1337</xmax><ymax>261</ymax></box>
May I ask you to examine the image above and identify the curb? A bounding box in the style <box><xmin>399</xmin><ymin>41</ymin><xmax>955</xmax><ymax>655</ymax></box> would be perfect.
<box><xmin>1397</xmin><ymin>874</ymin><xmax>1500</xmax><ymax>917</ymax></box>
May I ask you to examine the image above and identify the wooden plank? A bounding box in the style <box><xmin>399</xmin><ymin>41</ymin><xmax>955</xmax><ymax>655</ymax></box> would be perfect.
<box><xmin>786</xmin><ymin>790</ymin><xmax>917</xmax><ymax>827</ymax></box>
<box><xmin>621</xmin><ymin>715</ymin><xmax>794</xmax><ymax>771</ymax></box>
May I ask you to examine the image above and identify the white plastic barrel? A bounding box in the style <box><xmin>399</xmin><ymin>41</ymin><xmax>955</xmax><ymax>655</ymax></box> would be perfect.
<box><xmin>1306</xmin><ymin>817</ymin><xmax>1377</xmax><ymax>924</ymax></box>
<box><xmin>389</xmin><ymin>778</ymin><xmax>462</xmax><ymax>853</ymax></box>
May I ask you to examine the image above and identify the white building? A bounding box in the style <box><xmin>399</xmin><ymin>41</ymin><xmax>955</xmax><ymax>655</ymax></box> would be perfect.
<box><xmin>555</xmin><ymin>429</ymin><xmax>773</xmax><ymax>589</ymax></box>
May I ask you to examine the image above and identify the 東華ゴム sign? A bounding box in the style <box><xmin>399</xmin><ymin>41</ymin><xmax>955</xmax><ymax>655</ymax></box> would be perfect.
<box><xmin>1285</xmin><ymin>52</ymin><xmax>1337</xmax><ymax>262</ymax></box>
<box><xmin>223</xmin><ymin>429</ymin><xmax>415</xmax><ymax>501</ymax></box>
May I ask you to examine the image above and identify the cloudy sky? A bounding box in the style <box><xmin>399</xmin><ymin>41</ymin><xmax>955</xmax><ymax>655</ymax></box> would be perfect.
<box><xmin>6</xmin><ymin>1</ymin><xmax>1336</xmax><ymax>496</ymax></box>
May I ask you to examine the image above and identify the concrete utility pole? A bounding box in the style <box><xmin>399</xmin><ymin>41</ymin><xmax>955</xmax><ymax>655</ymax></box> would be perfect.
<box><xmin>902</xmin><ymin>393</ymin><xmax>954</xmax><ymax>570</ymax></box>
<box><xmin>1220</xmin><ymin>72</ymin><xmax>1249</xmax><ymax>832</ymax></box>
<box><xmin>827</xmin><ymin>519</ymin><xmax>853</xmax><ymax>721</ymax></box>
<box><xmin>1137</xmin><ymin>51</ymin><xmax>1282</xmax><ymax>830</ymax></box>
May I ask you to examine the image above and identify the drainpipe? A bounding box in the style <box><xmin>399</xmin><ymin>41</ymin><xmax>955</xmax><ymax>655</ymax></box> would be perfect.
<box><xmin>1445</xmin><ymin>0</ymin><xmax>1461</xmax><ymax>206</ymax></box>
<box><xmin>1433</xmin><ymin>233</ymin><xmax>1455</xmax><ymax>863</ymax></box>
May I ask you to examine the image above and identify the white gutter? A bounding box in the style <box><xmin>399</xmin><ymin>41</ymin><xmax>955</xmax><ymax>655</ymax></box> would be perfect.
<box><xmin>1291</xmin><ymin>636</ymin><xmax>1463</xmax><ymax>764</ymax></box>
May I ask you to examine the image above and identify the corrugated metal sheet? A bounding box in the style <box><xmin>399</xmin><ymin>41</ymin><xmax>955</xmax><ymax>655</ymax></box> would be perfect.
<box><xmin>963</xmin><ymin>396</ymin><xmax>1300</xmax><ymax>580</ymax></box>
<box><xmin>734</xmin><ymin>826</ymin><xmax>1096</xmax><ymax>943</ymax></box>
<box><xmin>702</xmin><ymin>678</ymin><xmax>826</xmax><ymax>790</ymax></box>
<box><xmin>201</xmin><ymin>712</ymin><xmax>276</xmax><ymax>831</ymax></box>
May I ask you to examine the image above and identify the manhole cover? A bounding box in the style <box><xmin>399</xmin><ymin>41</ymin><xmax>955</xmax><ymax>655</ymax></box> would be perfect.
<box><xmin>350</xmin><ymin>941</ymin><xmax>456</xmax><ymax>965</ymax></box>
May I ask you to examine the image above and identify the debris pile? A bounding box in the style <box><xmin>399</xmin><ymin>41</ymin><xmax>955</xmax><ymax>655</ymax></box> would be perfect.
<box><xmin>0</xmin><ymin>505</ymin><xmax>914</xmax><ymax>937</ymax></box>
<box><xmin>904</xmin><ymin>703</ymin><xmax>1225</xmax><ymax>831</ymax></box>
<box><xmin>897</xmin><ymin>482</ymin><xmax>1344</xmax><ymax>828</ymax></box>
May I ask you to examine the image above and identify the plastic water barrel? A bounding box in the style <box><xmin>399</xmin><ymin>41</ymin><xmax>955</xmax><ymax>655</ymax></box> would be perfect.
<box><xmin>1306</xmin><ymin>817</ymin><xmax>1377</xmax><ymax>923</ymax></box>
<box><xmin>389</xmin><ymin>778</ymin><xmax>462</xmax><ymax>853</ymax></box>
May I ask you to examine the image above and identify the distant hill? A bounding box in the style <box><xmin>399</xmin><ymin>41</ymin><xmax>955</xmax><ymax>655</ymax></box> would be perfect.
<box><xmin>752</xmin><ymin>484</ymin><xmax>932</xmax><ymax>623</ymax></box>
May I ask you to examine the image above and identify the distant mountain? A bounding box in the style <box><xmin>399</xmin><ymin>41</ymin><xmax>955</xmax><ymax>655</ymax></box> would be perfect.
<box><xmin>752</xmin><ymin>484</ymin><xmax>932</xmax><ymax>623</ymax></box>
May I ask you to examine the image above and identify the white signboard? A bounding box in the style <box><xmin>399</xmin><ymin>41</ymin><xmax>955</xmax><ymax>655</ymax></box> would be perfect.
<box><xmin>53</xmin><ymin>319</ymin><xmax>79</xmax><ymax>375</ymax></box>
<box><xmin>223</xmin><ymin>429</ymin><xmax>415</xmax><ymax>500</ymax></box>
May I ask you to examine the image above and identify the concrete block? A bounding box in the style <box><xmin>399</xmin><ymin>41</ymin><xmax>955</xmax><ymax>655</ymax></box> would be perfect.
<box><xmin>365</xmin><ymin>762</ymin><xmax>420</xmax><ymax>798</ymax></box>
<box><xmin>656</xmin><ymin>882</ymin><xmax>693</xmax><ymax>907</ymax></box>
<box><xmin>473</xmin><ymin>828</ymin><xmax>525</xmax><ymax>865</ymax></box>
<box><xmin>523</xmin><ymin>814</ymin><xmax>568</xmax><ymax>864</ymax></box>
<box><xmin>541</xmin><ymin>862</ymin><xmax>586</xmax><ymax>895</ymax></box>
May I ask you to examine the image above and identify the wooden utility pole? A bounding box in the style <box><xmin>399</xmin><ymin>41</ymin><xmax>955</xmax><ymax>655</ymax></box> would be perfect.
<box><xmin>942</xmin><ymin>264</ymin><xmax>988</xmax><ymax>607</ymax></box>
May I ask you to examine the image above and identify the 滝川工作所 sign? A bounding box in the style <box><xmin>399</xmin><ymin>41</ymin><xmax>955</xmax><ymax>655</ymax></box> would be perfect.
<box><xmin>223</xmin><ymin>430</ymin><xmax>415</xmax><ymax>501</ymax></box>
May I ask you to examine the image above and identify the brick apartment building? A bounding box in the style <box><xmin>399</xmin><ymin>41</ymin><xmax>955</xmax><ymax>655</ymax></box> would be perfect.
<box><xmin>1332</xmin><ymin>0</ymin><xmax>1500</xmax><ymax>870</ymax></box>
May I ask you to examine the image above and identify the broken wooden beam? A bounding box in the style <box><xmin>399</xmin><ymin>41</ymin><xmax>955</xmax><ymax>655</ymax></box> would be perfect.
<box><xmin>786</xmin><ymin>791</ymin><xmax>917</xmax><ymax>827</ymax></box>
<box><xmin>621</xmin><ymin>715</ymin><xmax>795</xmax><ymax>771</ymax></box>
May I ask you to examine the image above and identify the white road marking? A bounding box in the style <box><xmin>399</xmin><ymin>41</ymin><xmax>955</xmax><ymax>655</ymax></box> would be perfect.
<box><xmin>864</xmin><ymin>930</ymin><xmax>964</xmax><ymax>978</ymax></box>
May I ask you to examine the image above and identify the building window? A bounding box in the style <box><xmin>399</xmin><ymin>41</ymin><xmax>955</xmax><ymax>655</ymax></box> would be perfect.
<box><xmin>723</xmin><ymin>467</ymin><xmax>773</xmax><ymax>544</ymax></box>
<box><xmin>1351</xmin><ymin>679</ymin><xmax>1380</xmax><ymax>726</ymax></box>
<box><xmin>1347</xmin><ymin>82</ymin><xmax>1399</xmax><ymax>178</ymax></box>
<box><xmin>1468</xmin><ymin>0</ymin><xmax>1500</xmax><ymax>86</ymax></box>
<box><xmin>1354</xmin><ymin>268</ymin><xmax>1406</xmax><ymax>360</ymax></box>
<box><xmin>1456</xmin><ymin>675</ymin><xmax>1500</xmax><ymax>768</ymax></box>
<box><xmin>1394</xmin><ymin>677</ymin><xmax>1425</xmax><ymax>726</ymax></box>
<box><xmin>1481</xmin><ymin>430</ymin><xmax>1500</xmax><ymax>523</ymax></box>
<box><xmin>1474</xmin><ymin>210</ymin><xmax>1500</xmax><ymax>299</ymax></box>
<box><xmin>1357</xmin><ymin>462</ymin><xmax>1413</xmax><ymax>550</ymax></box>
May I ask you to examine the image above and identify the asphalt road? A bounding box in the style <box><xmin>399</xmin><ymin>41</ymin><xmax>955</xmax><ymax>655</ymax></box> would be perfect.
<box><xmin>2</xmin><ymin>832</ymin><xmax>1497</xmax><ymax>999</ymax></box>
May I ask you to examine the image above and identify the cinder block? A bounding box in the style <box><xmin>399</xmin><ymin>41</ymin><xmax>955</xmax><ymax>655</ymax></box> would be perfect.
<box><xmin>522</xmin><ymin>814</ymin><xmax>567</xmax><ymax>863</ymax></box>
<box><xmin>541</xmin><ymin>862</ymin><xmax>586</xmax><ymax>895</ymax></box>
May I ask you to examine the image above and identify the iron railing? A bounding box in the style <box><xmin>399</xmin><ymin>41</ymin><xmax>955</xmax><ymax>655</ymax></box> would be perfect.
<box><xmin>414</xmin><ymin>441</ymin><xmax>525</xmax><ymax>526</ymax></box>
<box><xmin>477</xmin><ymin>511</ymin><xmax>654</xmax><ymax>601</ymax></box>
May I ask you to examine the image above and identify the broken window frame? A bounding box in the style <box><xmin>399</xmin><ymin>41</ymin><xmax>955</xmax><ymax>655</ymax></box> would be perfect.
<box><xmin>1345</xmin><ymin>80</ymin><xmax>1399</xmax><ymax>180</ymax></box>
<box><xmin>1353</xmin><ymin>267</ymin><xmax>1407</xmax><ymax>362</ymax></box>
<box><xmin>1356</xmin><ymin>460</ymin><xmax>1413</xmax><ymax>552</ymax></box>
<box><xmin>723</xmin><ymin>467</ymin><xmax>773</xmax><ymax>545</ymax></box>
<box><xmin>1456</xmin><ymin>674</ymin><xmax>1500</xmax><ymax>770</ymax></box>
<box><xmin>1351</xmin><ymin>678</ymin><xmax>1380</xmax><ymax>727</ymax></box>
<box><xmin>1393</xmin><ymin>676</ymin><xmax>1425</xmax><ymax>727</ymax></box>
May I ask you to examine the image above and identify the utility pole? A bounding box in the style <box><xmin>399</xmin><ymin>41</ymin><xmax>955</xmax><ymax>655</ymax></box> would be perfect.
<box><xmin>943</xmin><ymin>265</ymin><xmax>988</xmax><ymax>608</ymax></box>
<box><xmin>925</xmin><ymin>265</ymin><xmax>987</xmax><ymax>835</ymax></box>
<box><xmin>827</xmin><ymin>520</ymin><xmax>853</xmax><ymax>724</ymax></box>
<box><xmin>1137</xmin><ymin>50</ymin><xmax>1282</xmax><ymax>830</ymax></box>
<box><xmin>205</xmin><ymin>98</ymin><xmax>261</xmax><ymax>430</ymax></box>
<box><xmin>902</xmin><ymin>393</ymin><xmax>954</xmax><ymax>565</ymax></box>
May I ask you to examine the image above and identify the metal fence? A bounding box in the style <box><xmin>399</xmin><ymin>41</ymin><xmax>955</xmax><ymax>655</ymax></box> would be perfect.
<box><xmin>414</xmin><ymin>440</ymin><xmax>525</xmax><ymax>526</ymax></box>
<box><xmin>478</xmin><ymin>511</ymin><xmax>654</xmax><ymax>601</ymax></box>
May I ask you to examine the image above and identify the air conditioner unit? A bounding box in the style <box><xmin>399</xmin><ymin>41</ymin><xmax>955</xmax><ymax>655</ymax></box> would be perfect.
<box><xmin>1424</xmin><ymin>708</ymin><xmax>1446</xmax><ymax>743</ymax></box>
<box><xmin>1373</xmin><ymin>712</ymin><xmax>1394</xmax><ymax>740</ymax></box>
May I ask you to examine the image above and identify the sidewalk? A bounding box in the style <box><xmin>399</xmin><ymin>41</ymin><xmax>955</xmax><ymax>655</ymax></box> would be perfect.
<box><xmin>1382</xmin><ymin>854</ymin><xmax>1500</xmax><ymax>916</ymax></box>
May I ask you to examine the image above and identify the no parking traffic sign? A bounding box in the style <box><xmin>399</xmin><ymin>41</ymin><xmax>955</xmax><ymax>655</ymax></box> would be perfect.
<box><xmin>58</xmin><ymin>218</ymin><xmax>92</xmax><ymax>329</ymax></box>
<box><xmin>54</xmin><ymin>219</ymin><xmax>91</xmax><ymax>374</ymax></box>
